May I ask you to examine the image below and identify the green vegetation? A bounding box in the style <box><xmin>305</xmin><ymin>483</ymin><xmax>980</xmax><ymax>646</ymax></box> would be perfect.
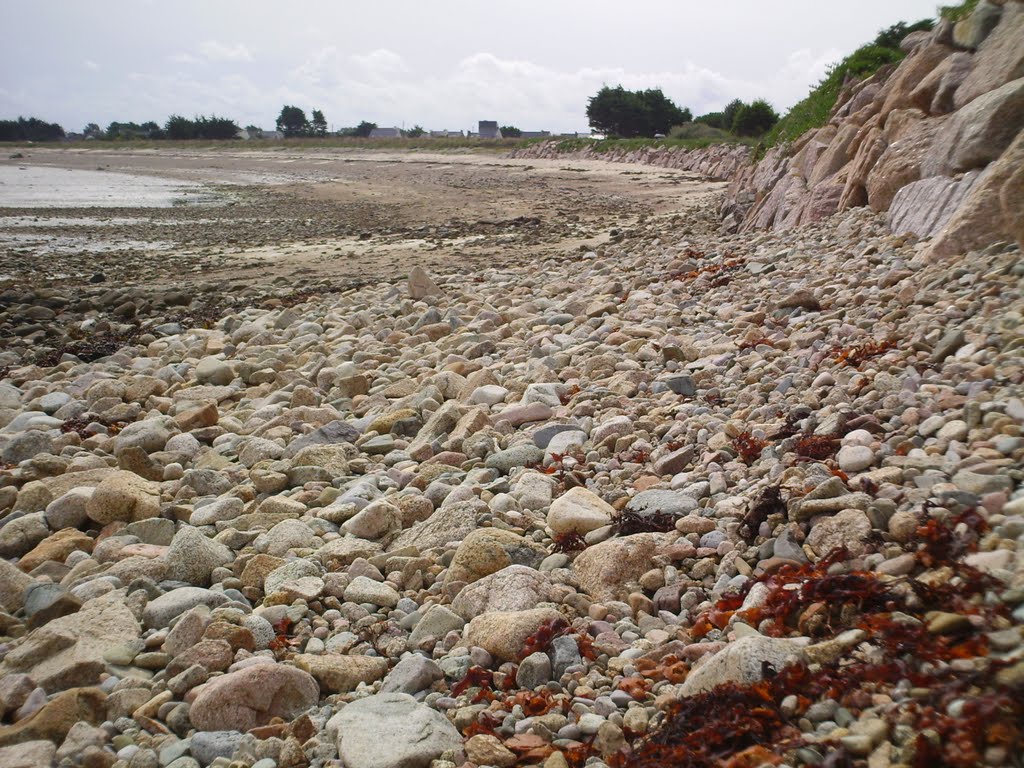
<box><xmin>586</xmin><ymin>86</ymin><xmax>691</xmax><ymax>138</ymax></box>
<box><xmin>342</xmin><ymin>121</ymin><xmax>377</xmax><ymax>138</ymax></box>
<box><xmin>731</xmin><ymin>99</ymin><xmax>780</xmax><ymax>137</ymax></box>
<box><xmin>765</xmin><ymin>17</ymin><xmax>932</xmax><ymax>148</ymax></box>
<box><xmin>0</xmin><ymin>116</ymin><xmax>65</xmax><ymax>141</ymax></box>
<box><xmin>105</xmin><ymin>120</ymin><xmax>164</xmax><ymax>140</ymax></box>
<box><xmin>939</xmin><ymin>0</ymin><xmax>979</xmax><ymax>22</ymax></box>
<box><xmin>499</xmin><ymin>125</ymin><xmax>522</xmax><ymax>138</ymax></box>
<box><xmin>164</xmin><ymin>114</ymin><xmax>239</xmax><ymax>140</ymax></box>
<box><xmin>311</xmin><ymin>109</ymin><xmax>328</xmax><ymax>137</ymax></box>
<box><xmin>276</xmin><ymin>105</ymin><xmax>310</xmax><ymax>137</ymax></box>
<box><xmin>668</xmin><ymin>122</ymin><xmax>733</xmax><ymax>142</ymax></box>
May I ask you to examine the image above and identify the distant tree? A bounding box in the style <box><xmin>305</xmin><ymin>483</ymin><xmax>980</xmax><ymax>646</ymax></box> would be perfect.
<box><xmin>0</xmin><ymin>117</ymin><xmax>66</xmax><ymax>141</ymax></box>
<box><xmin>586</xmin><ymin>85</ymin><xmax>689</xmax><ymax>138</ymax></box>
<box><xmin>194</xmin><ymin>115</ymin><xmax>239</xmax><ymax>139</ymax></box>
<box><xmin>83</xmin><ymin>122</ymin><xmax>104</xmax><ymax>139</ymax></box>
<box><xmin>352</xmin><ymin>120</ymin><xmax>377</xmax><ymax>138</ymax></box>
<box><xmin>311</xmin><ymin>109</ymin><xmax>328</xmax><ymax>137</ymax></box>
<box><xmin>106</xmin><ymin>121</ymin><xmax>137</xmax><ymax>140</ymax></box>
<box><xmin>140</xmin><ymin>121</ymin><xmax>165</xmax><ymax>139</ymax></box>
<box><xmin>165</xmin><ymin>115</ymin><xmax>196</xmax><ymax>140</ymax></box>
<box><xmin>164</xmin><ymin>115</ymin><xmax>238</xmax><ymax>140</ymax></box>
<box><xmin>642</xmin><ymin>89</ymin><xmax>691</xmax><ymax>134</ymax></box>
<box><xmin>722</xmin><ymin>99</ymin><xmax>745</xmax><ymax>131</ymax></box>
<box><xmin>731</xmin><ymin>99</ymin><xmax>779</xmax><ymax>136</ymax></box>
<box><xmin>245</xmin><ymin>124</ymin><xmax>264</xmax><ymax>139</ymax></box>
<box><xmin>499</xmin><ymin>125</ymin><xmax>522</xmax><ymax>138</ymax></box>
<box><xmin>405</xmin><ymin>124</ymin><xmax>426</xmax><ymax>138</ymax></box>
<box><xmin>694</xmin><ymin>111</ymin><xmax>727</xmax><ymax>130</ymax></box>
<box><xmin>276</xmin><ymin>105</ymin><xmax>309</xmax><ymax>137</ymax></box>
<box><xmin>874</xmin><ymin>19</ymin><xmax>934</xmax><ymax>49</ymax></box>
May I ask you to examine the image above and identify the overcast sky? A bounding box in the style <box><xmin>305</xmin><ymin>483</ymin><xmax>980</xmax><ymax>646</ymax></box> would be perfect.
<box><xmin>1</xmin><ymin>0</ymin><xmax>940</xmax><ymax>133</ymax></box>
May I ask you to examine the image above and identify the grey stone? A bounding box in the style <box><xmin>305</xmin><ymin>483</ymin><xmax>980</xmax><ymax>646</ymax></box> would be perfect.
<box><xmin>626</xmin><ymin>490</ymin><xmax>698</xmax><ymax>518</ymax></box>
<box><xmin>680</xmin><ymin>635</ymin><xmax>805</xmax><ymax>696</ymax></box>
<box><xmin>143</xmin><ymin>587</ymin><xmax>230</xmax><ymax>629</ymax></box>
<box><xmin>380</xmin><ymin>655</ymin><xmax>444</xmax><ymax>695</ymax></box>
<box><xmin>328</xmin><ymin>692</ymin><xmax>462</xmax><ymax>768</ymax></box>
<box><xmin>1</xmin><ymin>431</ymin><xmax>54</xmax><ymax>465</ymax></box>
<box><xmin>515</xmin><ymin>652</ymin><xmax>552</xmax><ymax>689</ymax></box>
<box><xmin>550</xmin><ymin>634</ymin><xmax>582</xmax><ymax>678</ymax></box>
<box><xmin>189</xmin><ymin>731</ymin><xmax>243</xmax><ymax>766</ymax></box>
<box><xmin>408</xmin><ymin>604</ymin><xmax>465</xmax><ymax>648</ymax></box>
<box><xmin>285</xmin><ymin>420</ymin><xmax>360</xmax><ymax>458</ymax></box>
<box><xmin>484</xmin><ymin>444</ymin><xmax>544</xmax><ymax>474</ymax></box>
<box><xmin>164</xmin><ymin>526</ymin><xmax>234</xmax><ymax>587</ymax></box>
<box><xmin>664</xmin><ymin>375</ymin><xmax>696</xmax><ymax>396</ymax></box>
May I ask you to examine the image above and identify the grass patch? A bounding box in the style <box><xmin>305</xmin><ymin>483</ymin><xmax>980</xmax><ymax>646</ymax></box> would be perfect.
<box><xmin>765</xmin><ymin>43</ymin><xmax>905</xmax><ymax>148</ymax></box>
<box><xmin>939</xmin><ymin>0</ymin><xmax>979</xmax><ymax>22</ymax></box>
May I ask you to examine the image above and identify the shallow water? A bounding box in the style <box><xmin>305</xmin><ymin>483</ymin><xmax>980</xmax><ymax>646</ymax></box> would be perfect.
<box><xmin>0</xmin><ymin>165</ymin><xmax>217</xmax><ymax>208</ymax></box>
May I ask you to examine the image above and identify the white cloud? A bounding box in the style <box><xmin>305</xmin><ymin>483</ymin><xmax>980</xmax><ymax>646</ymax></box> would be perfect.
<box><xmin>84</xmin><ymin>59</ymin><xmax>99</xmax><ymax>71</ymax></box>
<box><xmin>283</xmin><ymin>48</ymin><xmax>763</xmax><ymax>131</ymax></box>
<box><xmin>169</xmin><ymin>52</ymin><xmax>201</xmax><ymax>65</ymax></box>
<box><xmin>198</xmin><ymin>40</ymin><xmax>253</xmax><ymax>63</ymax></box>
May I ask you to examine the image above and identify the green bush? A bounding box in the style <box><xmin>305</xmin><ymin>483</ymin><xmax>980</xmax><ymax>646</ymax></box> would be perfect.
<box><xmin>764</xmin><ymin>10</ymin><xmax>943</xmax><ymax>151</ymax></box>
<box><xmin>766</xmin><ymin>43</ymin><xmax>903</xmax><ymax>147</ymax></box>
<box><xmin>940</xmin><ymin>0</ymin><xmax>979</xmax><ymax>22</ymax></box>
<box><xmin>732</xmin><ymin>99</ymin><xmax>780</xmax><ymax>137</ymax></box>
<box><xmin>669</xmin><ymin>122</ymin><xmax>733</xmax><ymax>141</ymax></box>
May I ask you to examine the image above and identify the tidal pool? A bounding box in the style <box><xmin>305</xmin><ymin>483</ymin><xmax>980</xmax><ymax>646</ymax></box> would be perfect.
<box><xmin>0</xmin><ymin>165</ymin><xmax>217</xmax><ymax>208</ymax></box>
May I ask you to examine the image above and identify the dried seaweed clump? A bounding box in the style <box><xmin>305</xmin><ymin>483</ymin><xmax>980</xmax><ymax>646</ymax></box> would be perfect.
<box><xmin>731</xmin><ymin>431</ymin><xmax>768</xmax><ymax>464</ymax></box>
<box><xmin>739</xmin><ymin>485</ymin><xmax>787</xmax><ymax>542</ymax></box>
<box><xmin>832</xmin><ymin>339</ymin><xmax>895</xmax><ymax>367</ymax></box>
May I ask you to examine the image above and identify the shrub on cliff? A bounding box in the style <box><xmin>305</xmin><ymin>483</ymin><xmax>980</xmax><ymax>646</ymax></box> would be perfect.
<box><xmin>767</xmin><ymin>44</ymin><xmax>906</xmax><ymax>147</ymax></box>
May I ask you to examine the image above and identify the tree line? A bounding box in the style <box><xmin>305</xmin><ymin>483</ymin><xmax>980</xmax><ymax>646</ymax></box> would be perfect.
<box><xmin>586</xmin><ymin>86</ymin><xmax>779</xmax><ymax>139</ymax></box>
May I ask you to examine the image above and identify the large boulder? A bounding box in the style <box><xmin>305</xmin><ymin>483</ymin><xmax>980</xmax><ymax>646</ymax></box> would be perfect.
<box><xmin>572</xmin><ymin>533</ymin><xmax>668</xmax><ymax>601</ymax></box>
<box><xmin>451</xmin><ymin>565</ymin><xmax>552</xmax><ymax>620</ymax></box>
<box><xmin>163</xmin><ymin>525</ymin><xmax>234</xmax><ymax>586</ymax></box>
<box><xmin>678</xmin><ymin>635</ymin><xmax>805</xmax><ymax>696</ymax></box>
<box><xmin>865</xmin><ymin>111</ymin><xmax>945</xmax><ymax>211</ymax></box>
<box><xmin>955</xmin><ymin>2</ymin><xmax>1024</xmax><ymax>108</ymax></box>
<box><xmin>924</xmin><ymin>77</ymin><xmax>1024</xmax><ymax>176</ymax></box>
<box><xmin>85</xmin><ymin>470</ymin><xmax>161</xmax><ymax>525</ymax></box>
<box><xmin>0</xmin><ymin>592</ymin><xmax>140</xmax><ymax>692</ymax></box>
<box><xmin>445</xmin><ymin>528</ymin><xmax>545</xmax><ymax>585</ymax></box>
<box><xmin>0</xmin><ymin>687</ymin><xmax>106</xmax><ymax>747</ymax></box>
<box><xmin>291</xmin><ymin>654</ymin><xmax>388</xmax><ymax>693</ymax></box>
<box><xmin>189</xmin><ymin>663</ymin><xmax>319</xmax><ymax>731</ymax></box>
<box><xmin>923</xmin><ymin>128</ymin><xmax>1024</xmax><ymax>258</ymax></box>
<box><xmin>547</xmin><ymin>487</ymin><xmax>615</xmax><ymax>536</ymax></box>
<box><xmin>0</xmin><ymin>558</ymin><xmax>34</xmax><ymax>612</ymax></box>
<box><xmin>389</xmin><ymin>499</ymin><xmax>486</xmax><ymax>552</ymax></box>
<box><xmin>888</xmin><ymin>171</ymin><xmax>984</xmax><ymax>238</ymax></box>
<box><xmin>464</xmin><ymin>607</ymin><xmax>563</xmax><ymax>662</ymax></box>
<box><xmin>328</xmin><ymin>692</ymin><xmax>462</xmax><ymax>768</ymax></box>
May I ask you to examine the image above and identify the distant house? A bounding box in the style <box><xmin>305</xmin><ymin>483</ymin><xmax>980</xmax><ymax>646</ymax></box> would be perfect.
<box><xmin>369</xmin><ymin>127</ymin><xmax>402</xmax><ymax>139</ymax></box>
<box><xmin>520</xmin><ymin>131</ymin><xmax>551</xmax><ymax>139</ymax></box>
<box><xmin>478</xmin><ymin>120</ymin><xmax>502</xmax><ymax>139</ymax></box>
<box><xmin>264</xmin><ymin>130</ymin><xmax>284</xmax><ymax>140</ymax></box>
<box><xmin>429</xmin><ymin>129</ymin><xmax>464</xmax><ymax>138</ymax></box>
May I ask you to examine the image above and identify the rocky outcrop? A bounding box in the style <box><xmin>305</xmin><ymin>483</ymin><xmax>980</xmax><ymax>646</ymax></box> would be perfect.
<box><xmin>722</xmin><ymin>0</ymin><xmax>1024</xmax><ymax>256</ymax></box>
<box><xmin>514</xmin><ymin>2</ymin><xmax>1024</xmax><ymax>259</ymax></box>
<box><xmin>509</xmin><ymin>141</ymin><xmax>753</xmax><ymax>182</ymax></box>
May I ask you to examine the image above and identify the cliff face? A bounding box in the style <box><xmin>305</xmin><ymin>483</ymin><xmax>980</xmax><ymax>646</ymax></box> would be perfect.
<box><xmin>514</xmin><ymin>1</ymin><xmax>1023</xmax><ymax>257</ymax></box>
<box><xmin>723</xmin><ymin>0</ymin><xmax>1024</xmax><ymax>258</ymax></box>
